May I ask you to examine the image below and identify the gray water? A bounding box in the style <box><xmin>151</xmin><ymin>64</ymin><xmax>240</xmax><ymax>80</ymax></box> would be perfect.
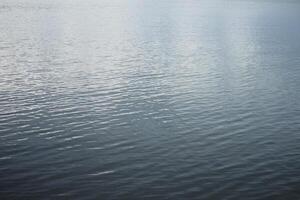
<box><xmin>1</xmin><ymin>0</ymin><xmax>300</xmax><ymax>199</ymax></box>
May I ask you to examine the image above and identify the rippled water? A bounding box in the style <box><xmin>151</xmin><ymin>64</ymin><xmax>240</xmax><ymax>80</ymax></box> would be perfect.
<box><xmin>1</xmin><ymin>0</ymin><xmax>300</xmax><ymax>199</ymax></box>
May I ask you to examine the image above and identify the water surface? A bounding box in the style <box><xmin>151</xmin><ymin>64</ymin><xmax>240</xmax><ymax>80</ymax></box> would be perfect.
<box><xmin>1</xmin><ymin>0</ymin><xmax>300</xmax><ymax>199</ymax></box>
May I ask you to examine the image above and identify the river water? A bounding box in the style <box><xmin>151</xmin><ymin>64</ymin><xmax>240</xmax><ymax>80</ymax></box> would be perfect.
<box><xmin>1</xmin><ymin>0</ymin><xmax>300</xmax><ymax>199</ymax></box>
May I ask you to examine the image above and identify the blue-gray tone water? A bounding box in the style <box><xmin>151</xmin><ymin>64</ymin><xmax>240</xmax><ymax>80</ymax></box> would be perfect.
<box><xmin>1</xmin><ymin>0</ymin><xmax>300</xmax><ymax>199</ymax></box>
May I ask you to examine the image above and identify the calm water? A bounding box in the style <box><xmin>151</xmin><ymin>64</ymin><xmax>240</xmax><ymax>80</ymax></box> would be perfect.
<box><xmin>1</xmin><ymin>0</ymin><xmax>300</xmax><ymax>199</ymax></box>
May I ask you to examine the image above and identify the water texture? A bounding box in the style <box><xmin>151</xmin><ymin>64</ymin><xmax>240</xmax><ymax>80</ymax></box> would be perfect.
<box><xmin>1</xmin><ymin>0</ymin><xmax>300</xmax><ymax>199</ymax></box>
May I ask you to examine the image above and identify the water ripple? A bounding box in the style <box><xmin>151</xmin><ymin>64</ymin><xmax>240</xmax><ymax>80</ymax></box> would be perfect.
<box><xmin>1</xmin><ymin>0</ymin><xmax>300</xmax><ymax>199</ymax></box>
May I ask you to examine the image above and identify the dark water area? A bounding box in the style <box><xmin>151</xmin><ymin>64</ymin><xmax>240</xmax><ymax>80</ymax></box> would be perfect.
<box><xmin>1</xmin><ymin>0</ymin><xmax>300</xmax><ymax>199</ymax></box>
